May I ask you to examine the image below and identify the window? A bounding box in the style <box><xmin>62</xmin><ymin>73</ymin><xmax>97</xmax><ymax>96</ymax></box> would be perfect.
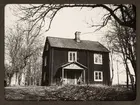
<box><xmin>68</xmin><ymin>51</ymin><xmax>77</xmax><ymax>62</ymax></box>
<box><xmin>44</xmin><ymin>56</ymin><xmax>47</xmax><ymax>66</ymax></box>
<box><xmin>94</xmin><ymin>71</ymin><xmax>103</xmax><ymax>81</ymax></box>
<box><xmin>94</xmin><ymin>54</ymin><xmax>103</xmax><ymax>64</ymax></box>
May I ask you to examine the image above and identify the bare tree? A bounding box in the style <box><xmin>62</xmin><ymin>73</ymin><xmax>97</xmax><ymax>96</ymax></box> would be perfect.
<box><xmin>15</xmin><ymin>4</ymin><xmax>135</xmax><ymax>32</ymax></box>
<box><xmin>5</xmin><ymin>21</ymin><xmax>43</xmax><ymax>86</ymax></box>
<box><xmin>5</xmin><ymin>24</ymin><xmax>24</xmax><ymax>85</ymax></box>
<box><xmin>104</xmin><ymin>20</ymin><xmax>136</xmax><ymax>89</ymax></box>
<box><xmin>24</xmin><ymin>47</ymin><xmax>42</xmax><ymax>86</ymax></box>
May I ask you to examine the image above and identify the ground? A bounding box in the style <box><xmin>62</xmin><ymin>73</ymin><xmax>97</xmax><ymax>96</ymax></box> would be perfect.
<box><xmin>5</xmin><ymin>84</ymin><xmax>136</xmax><ymax>101</ymax></box>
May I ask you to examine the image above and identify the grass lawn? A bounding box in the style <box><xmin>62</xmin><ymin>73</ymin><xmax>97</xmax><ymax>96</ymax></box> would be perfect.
<box><xmin>5</xmin><ymin>84</ymin><xmax>136</xmax><ymax>101</ymax></box>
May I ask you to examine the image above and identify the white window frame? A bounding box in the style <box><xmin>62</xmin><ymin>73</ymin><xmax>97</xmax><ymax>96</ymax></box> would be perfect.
<box><xmin>68</xmin><ymin>51</ymin><xmax>77</xmax><ymax>62</ymax></box>
<box><xmin>94</xmin><ymin>54</ymin><xmax>103</xmax><ymax>64</ymax></box>
<box><xmin>44</xmin><ymin>56</ymin><xmax>47</xmax><ymax>66</ymax></box>
<box><xmin>94</xmin><ymin>71</ymin><xmax>103</xmax><ymax>81</ymax></box>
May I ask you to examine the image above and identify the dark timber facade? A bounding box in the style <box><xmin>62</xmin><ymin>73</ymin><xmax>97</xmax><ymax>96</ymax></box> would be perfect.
<box><xmin>41</xmin><ymin>32</ymin><xmax>110</xmax><ymax>86</ymax></box>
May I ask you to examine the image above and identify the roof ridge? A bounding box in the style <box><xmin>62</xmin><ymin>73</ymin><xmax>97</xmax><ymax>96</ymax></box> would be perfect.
<box><xmin>46</xmin><ymin>36</ymin><xmax>109</xmax><ymax>52</ymax></box>
<box><xmin>47</xmin><ymin>36</ymin><xmax>73</xmax><ymax>39</ymax></box>
<box><xmin>47</xmin><ymin>36</ymin><xmax>99</xmax><ymax>42</ymax></box>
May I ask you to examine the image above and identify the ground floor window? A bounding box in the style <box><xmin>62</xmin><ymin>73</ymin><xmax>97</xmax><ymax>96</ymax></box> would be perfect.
<box><xmin>94</xmin><ymin>71</ymin><xmax>103</xmax><ymax>81</ymax></box>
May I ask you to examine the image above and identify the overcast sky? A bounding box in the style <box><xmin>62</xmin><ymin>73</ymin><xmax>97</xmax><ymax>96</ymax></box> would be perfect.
<box><xmin>5</xmin><ymin>5</ymin><xmax>110</xmax><ymax>42</ymax></box>
<box><xmin>5</xmin><ymin>4</ymin><xmax>135</xmax><ymax>85</ymax></box>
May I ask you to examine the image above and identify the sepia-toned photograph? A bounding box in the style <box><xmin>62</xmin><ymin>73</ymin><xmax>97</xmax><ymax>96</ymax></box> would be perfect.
<box><xmin>4</xmin><ymin>4</ymin><xmax>136</xmax><ymax>101</ymax></box>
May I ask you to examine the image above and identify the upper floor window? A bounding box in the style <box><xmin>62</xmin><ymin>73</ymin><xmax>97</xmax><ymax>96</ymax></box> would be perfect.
<box><xmin>94</xmin><ymin>54</ymin><xmax>102</xmax><ymax>64</ymax></box>
<box><xmin>68</xmin><ymin>51</ymin><xmax>77</xmax><ymax>62</ymax></box>
<box><xmin>94</xmin><ymin>71</ymin><xmax>103</xmax><ymax>81</ymax></box>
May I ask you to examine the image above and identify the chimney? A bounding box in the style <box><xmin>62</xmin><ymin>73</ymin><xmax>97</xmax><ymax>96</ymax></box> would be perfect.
<box><xmin>75</xmin><ymin>31</ymin><xmax>81</xmax><ymax>42</ymax></box>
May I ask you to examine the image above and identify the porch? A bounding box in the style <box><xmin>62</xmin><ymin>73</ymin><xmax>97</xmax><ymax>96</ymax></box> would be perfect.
<box><xmin>60</xmin><ymin>62</ymin><xmax>87</xmax><ymax>85</ymax></box>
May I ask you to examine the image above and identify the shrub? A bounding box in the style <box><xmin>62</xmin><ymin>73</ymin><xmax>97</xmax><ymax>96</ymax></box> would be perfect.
<box><xmin>5</xmin><ymin>84</ymin><xmax>136</xmax><ymax>101</ymax></box>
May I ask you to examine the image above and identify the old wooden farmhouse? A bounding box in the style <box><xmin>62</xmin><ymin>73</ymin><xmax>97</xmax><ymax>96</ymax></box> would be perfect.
<box><xmin>41</xmin><ymin>32</ymin><xmax>110</xmax><ymax>86</ymax></box>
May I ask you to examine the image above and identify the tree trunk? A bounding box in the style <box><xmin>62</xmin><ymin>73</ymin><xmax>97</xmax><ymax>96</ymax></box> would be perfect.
<box><xmin>124</xmin><ymin>59</ymin><xmax>130</xmax><ymax>88</ymax></box>
<box><xmin>126</xmin><ymin>66</ymin><xmax>129</xmax><ymax>88</ymax></box>
<box><xmin>116</xmin><ymin>59</ymin><xmax>119</xmax><ymax>85</ymax></box>
<box><xmin>124</xmin><ymin>57</ymin><xmax>135</xmax><ymax>90</ymax></box>
<box><xmin>131</xmin><ymin>60</ymin><xmax>136</xmax><ymax>75</ymax></box>
<box><xmin>109</xmin><ymin>50</ymin><xmax>114</xmax><ymax>85</ymax></box>
<box><xmin>9</xmin><ymin>75</ymin><xmax>12</xmax><ymax>86</ymax></box>
<box><xmin>15</xmin><ymin>72</ymin><xmax>19</xmax><ymax>85</ymax></box>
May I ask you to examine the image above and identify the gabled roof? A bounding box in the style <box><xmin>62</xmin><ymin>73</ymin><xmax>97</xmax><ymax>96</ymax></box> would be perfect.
<box><xmin>46</xmin><ymin>36</ymin><xmax>109</xmax><ymax>52</ymax></box>
<box><xmin>61</xmin><ymin>61</ymin><xmax>88</xmax><ymax>69</ymax></box>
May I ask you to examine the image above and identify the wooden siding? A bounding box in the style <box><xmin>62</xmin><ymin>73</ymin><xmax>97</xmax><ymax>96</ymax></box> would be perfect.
<box><xmin>103</xmin><ymin>53</ymin><xmax>110</xmax><ymax>85</ymax></box>
<box><xmin>41</xmin><ymin>42</ymin><xmax>50</xmax><ymax>86</ymax></box>
<box><xmin>77</xmin><ymin>50</ymin><xmax>88</xmax><ymax>83</ymax></box>
<box><xmin>52</xmin><ymin>48</ymin><xmax>68</xmax><ymax>84</ymax></box>
<box><xmin>88</xmin><ymin>51</ymin><xmax>110</xmax><ymax>85</ymax></box>
<box><xmin>42</xmin><ymin>46</ymin><xmax>110</xmax><ymax>85</ymax></box>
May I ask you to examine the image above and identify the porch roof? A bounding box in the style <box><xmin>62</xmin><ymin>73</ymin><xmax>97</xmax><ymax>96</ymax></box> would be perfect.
<box><xmin>61</xmin><ymin>62</ymin><xmax>87</xmax><ymax>70</ymax></box>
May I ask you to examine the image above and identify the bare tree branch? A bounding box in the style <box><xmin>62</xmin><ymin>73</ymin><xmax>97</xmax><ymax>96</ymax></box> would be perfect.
<box><xmin>16</xmin><ymin>4</ymin><xmax>136</xmax><ymax>33</ymax></box>
<box><xmin>5</xmin><ymin>21</ymin><xmax>43</xmax><ymax>86</ymax></box>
